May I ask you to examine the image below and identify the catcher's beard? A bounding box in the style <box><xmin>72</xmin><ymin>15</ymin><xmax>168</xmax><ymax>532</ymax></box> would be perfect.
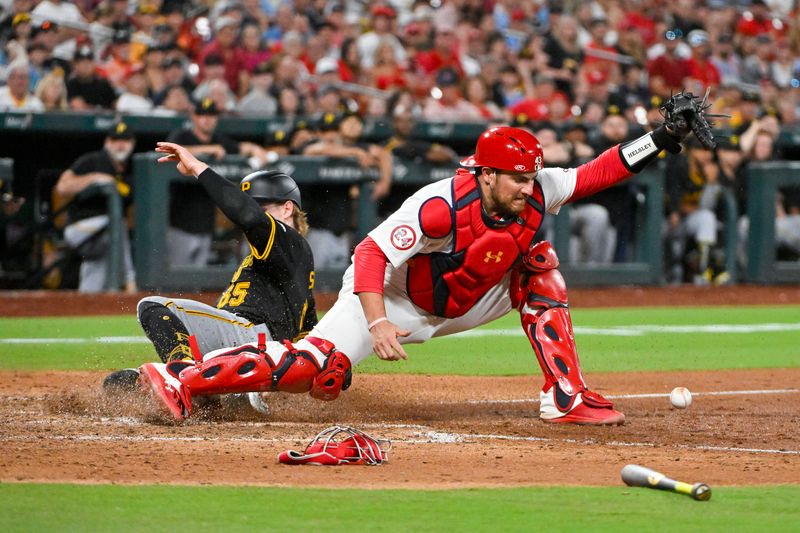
<box><xmin>487</xmin><ymin>181</ymin><xmax>526</xmax><ymax>218</ymax></box>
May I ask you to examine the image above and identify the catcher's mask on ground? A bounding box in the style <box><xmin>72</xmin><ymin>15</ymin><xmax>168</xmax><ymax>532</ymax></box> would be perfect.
<box><xmin>277</xmin><ymin>426</ymin><xmax>391</xmax><ymax>465</ymax></box>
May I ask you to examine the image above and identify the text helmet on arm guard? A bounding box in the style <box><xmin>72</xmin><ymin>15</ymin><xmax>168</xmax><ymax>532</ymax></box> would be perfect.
<box><xmin>240</xmin><ymin>170</ymin><xmax>302</xmax><ymax>209</ymax></box>
<box><xmin>459</xmin><ymin>126</ymin><xmax>544</xmax><ymax>173</ymax></box>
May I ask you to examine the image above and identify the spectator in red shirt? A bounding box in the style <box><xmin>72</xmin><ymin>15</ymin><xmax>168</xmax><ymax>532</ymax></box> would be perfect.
<box><xmin>508</xmin><ymin>75</ymin><xmax>570</xmax><ymax>123</ymax></box>
<box><xmin>582</xmin><ymin>17</ymin><xmax>620</xmax><ymax>85</ymax></box>
<box><xmin>414</xmin><ymin>26</ymin><xmax>463</xmax><ymax>79</ymax></box>
<box><xmin>736</xmin><ymin>0</ymin><xmax>777</xmax><ymax>37</ymax></box>
<box><xmin>197</xmin><ymin>16</ymin><xmax>245</xmax><ymax>95</ymax></box>
<box><xmin>647</xmin><ymin>29</ymin><xmax>692</xmax><ymax>97</ymax></box>
<box><xmin>685</xmin><ymin>30</ymin><xmax>721</xmax><ymax>89</ymax></box>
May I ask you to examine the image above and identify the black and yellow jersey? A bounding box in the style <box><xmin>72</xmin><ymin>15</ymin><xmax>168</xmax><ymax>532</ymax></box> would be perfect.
<box><xmin>196</xmin><ymin>167</ymin><xmax>317</xmax><ymax>342</ymax></box>
<box><xmin>217</xmin><ymin>219</ymin><xmax>317</xmax><ymax>342</ymax></box>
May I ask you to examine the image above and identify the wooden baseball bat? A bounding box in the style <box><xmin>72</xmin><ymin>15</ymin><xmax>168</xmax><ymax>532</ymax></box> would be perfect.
<box><xmin>621</xmin><ymin>464</ymin><xmax>712</xmax><ymax>501</ymax></box>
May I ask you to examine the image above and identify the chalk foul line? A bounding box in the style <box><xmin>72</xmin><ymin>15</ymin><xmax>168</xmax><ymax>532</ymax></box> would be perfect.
<box><xmin>458</xmin><ymin>388</ymin><xmax>800</xmax><ymax>405</ymax></box>
<box><xmin>2</xmin><ymin>322</ymin><xmax>800</xmax><ymax>344</ymax></box>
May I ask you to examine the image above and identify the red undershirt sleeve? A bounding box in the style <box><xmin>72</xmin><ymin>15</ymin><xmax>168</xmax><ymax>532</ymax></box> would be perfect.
<box><xmin>353</xmin><ymin>237</ymin><xmax>388</xmax><ymax>294</ymax></box>
<box><xmin>569</xmin><ymin>146</ymin><xmax>633</xmax><ymax>202</ymax></box>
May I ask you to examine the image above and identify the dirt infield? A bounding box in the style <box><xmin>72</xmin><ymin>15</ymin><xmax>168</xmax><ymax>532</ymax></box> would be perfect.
<box><xmin>1</xmin><ymin>286</ymin><xmax>798</xmax><ymax>488</ymax></box>
<box><xmin>0</xmin><ymin>369</ymin><xmax>798</xmax><ymax>488</ymax></box>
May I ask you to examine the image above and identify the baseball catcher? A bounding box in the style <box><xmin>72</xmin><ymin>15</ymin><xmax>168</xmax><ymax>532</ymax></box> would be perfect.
<box><xmin>104</xmin><ymin>142</ymin><xmax>319</xmax><ymax>410</ymax></box>
<box><xmin>139</xmin><ymin>92</ymin><xmax>716</xmax><ymax>425</ymax></box>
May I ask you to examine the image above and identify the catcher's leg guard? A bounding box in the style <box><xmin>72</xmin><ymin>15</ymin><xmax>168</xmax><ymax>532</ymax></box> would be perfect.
<box><xmin>139</xmin><ymin>335</ymin><xmax>352</xmax><ymax>422</ymax></box>
<box><xmin>515</xmin><ymin>241</ymin><xmax>624</xmax><ymax>425</ymax></box>
<box><xmin>138</xmin><ymin>300</ymin><xmax>193</xmax><ymax>363</ymax></box>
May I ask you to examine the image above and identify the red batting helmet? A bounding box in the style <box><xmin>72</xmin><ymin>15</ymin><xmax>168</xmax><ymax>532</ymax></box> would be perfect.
<box><xmin>459</xmin><ymin>126</ymin><xmax>544</xmax><ymax>173</ymax></box>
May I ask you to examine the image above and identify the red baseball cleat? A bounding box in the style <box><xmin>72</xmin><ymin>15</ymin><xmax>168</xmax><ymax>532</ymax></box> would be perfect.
<box><xmin>139</xmin><ymin>363</ymin><xmax>192</xmax><ymax>422</ymax></box>
<box><xmin>540</xmin><ymin>386</ymin><xmax>625</xmax><ymax>425</ymax></box>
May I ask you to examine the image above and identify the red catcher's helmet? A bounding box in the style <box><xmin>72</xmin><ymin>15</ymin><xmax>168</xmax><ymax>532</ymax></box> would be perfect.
<box><xmin>460</xmin><ymin>126</ymin><xmax>544</xmax><ymax>173</ymax></box>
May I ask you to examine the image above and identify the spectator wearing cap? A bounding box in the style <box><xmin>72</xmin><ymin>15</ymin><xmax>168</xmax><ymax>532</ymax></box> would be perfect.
<box><xmin>116</xmin><ymin>65</ymin><xmax>154</xmax><ymax>113</ymax></box>
<box><xmin>356</xmin><ymin>4</ymin><xmax>406</xmax><ymax>70</ymax></box>
<box><xmin>161</xmin><ymin>4</ymin><xmax>201</xmax><ymax>57</ymax></box>
<box><xmin>154</xmin><ymin>56</ymin><xmax>195</xmax><ymax>104</ymax></box>
<box><xmin>647</xmin><ymin>28</ymin><xmax>692</xmax><ymax>97</ymax></box>
<box><xmin>1</xmin><ymin>9</ymin><xmax>33</xmax><ymax>53</ymax></box>
<box><xmin>588</xmin><ymin>109</ymin><xmax>641</xmax><ymax>262</ymax></box>
<box><xmin>192</xmin><ymin>54</ymin><xmax>237</xmax><ymax>112</ymax></box>
<box><xmin>710</xmin><ymin>34</ymin><xmax>742</xmax><ymax>86</ymax></box>
<box><xmin>0</xmin><ymin>60</ymin><xmax>44</xmax><ymax>111</ymax></box>
<box><xmin>380</xmin><ymin>105</ymin><xmax>457</xmax><ymax>217</ymax></box>
<box><xmin>98</xmin><ymin>26</ymin><xmax>141</xmax><ymax>90</ymax></box>
<box><xmin>33</xmin><ymin>67</ymin><xmax>67</xmax><ymax>110</ymax></box>
<box><xmin>422</xmin><ymin>66</ymin><xmax>483</xmax><ymax>121</ymax></box>
<box><xmin>0</xmin><ymin>0</ymin><xmax>34</xmax><ymax>45</ymax></box>
<box><xmin>741</xmin><ymin>33</ymin><xmax>775</xmax><ymax>85</ymax></box>
<box><xmin>54</xmin><ymin>120</ymin><xmax>138</xmax><ymax>293</ymax></box>
<box><xmin>236</xmin><ymin>61</ymin><xmax>278</xmax><ymax>117</ymax></box>
<box><xmin>197</xmin><ymin>15</ymin><xmax>245</xmax><ymax>95</ymax></box>
<box><xmin>130</xmin><ymin>3</ymin><xmax>160</xmax><ymax>62</ymax></box>
<box><xmin>67</xmin><ymin>44</ymin><xmax>116</xmax><ymax>110</ymax></box>
<box><xmin>685</xmin><ymin>29</ymin><xmax>721</xmax><ymax>89</ymax></box>
<box><xmin>31</xmin><ymin>0</ymin><xmax>85</xmax><ymax>61</ymax></box>
<box><xmin>582</xmin><ymin>17</ymin><xmax>620</xmax><ymax>86</ymax></box>
<box><xmin>164</xmin><ymin>97</ymin><xmax>274</xmax><ymax>267</ymax></box>
<box><xmin>313</xmin><ymin>83</ymin><xmax>345</xmax><ymax>115</ymax></box>
<box><xmin>139</xmin><ymin>44</ymin><xmax>169</xmax><ymax>96</ymax></box>
<box><xmin>736</xmin><ymin>0</ymin><xmax>776</xmax><ymax>38</ymax></box>
<box><xmin>608</xmin><ymin>63</ymin><xmax>650</xmax><ymax>112</ymax></box>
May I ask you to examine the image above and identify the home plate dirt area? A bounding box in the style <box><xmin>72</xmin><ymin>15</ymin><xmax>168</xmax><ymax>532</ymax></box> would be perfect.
<box><xmin>1</xmin><ymin>369</ymin><xmax>798</xmax><ymax>488</ymax></box>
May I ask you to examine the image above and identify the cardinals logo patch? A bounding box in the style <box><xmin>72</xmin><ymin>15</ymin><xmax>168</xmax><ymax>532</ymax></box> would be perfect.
<box><xmin>390</xmin><ymin>225</ymin><xmax>417</xmax><ymax>250</ymax></box>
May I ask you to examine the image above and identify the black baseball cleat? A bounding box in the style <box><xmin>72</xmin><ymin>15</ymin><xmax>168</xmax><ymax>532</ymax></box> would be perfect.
<box><xmin>102</xmin><ymin>368</ymin><xmax>141</xmax><ymax>393</ymax></box>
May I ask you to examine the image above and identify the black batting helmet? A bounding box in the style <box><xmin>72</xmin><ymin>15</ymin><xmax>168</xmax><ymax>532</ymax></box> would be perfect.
<box><xmin>240</xmin><ymin>170</ymin><xmax>302</xmax><ymax>209</ymax></box>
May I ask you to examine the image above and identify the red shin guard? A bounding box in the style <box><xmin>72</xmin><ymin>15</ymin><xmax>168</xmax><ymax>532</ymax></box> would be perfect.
<box><xmin>176</xmin><ymin>334</ymin><xmax>352</xmax><ymax>402</ymax></box>
<box><xmin>515</xmin><ymin>242</ymin><xmax>623</xmax><ymax>424</ymax></box>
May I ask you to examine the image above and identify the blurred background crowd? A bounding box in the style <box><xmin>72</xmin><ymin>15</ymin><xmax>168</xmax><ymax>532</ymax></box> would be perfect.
<box><xmin>0</xmin><ymin>0</ymin><xmax>799</xmax><ymax>291</ymax></box>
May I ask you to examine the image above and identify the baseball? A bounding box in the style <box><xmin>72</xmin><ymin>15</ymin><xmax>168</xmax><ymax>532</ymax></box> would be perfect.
<box><xmin>670</xmin><ymin>387</ymin><xmax>692</xmax><ymax>409</ymax></box>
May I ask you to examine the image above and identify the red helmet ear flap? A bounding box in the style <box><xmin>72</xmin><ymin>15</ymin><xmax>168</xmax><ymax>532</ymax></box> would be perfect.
<box><xmin>460</xmin><ymin>126</ymin><xmax>544</xmax><ymax>173</ymax></box>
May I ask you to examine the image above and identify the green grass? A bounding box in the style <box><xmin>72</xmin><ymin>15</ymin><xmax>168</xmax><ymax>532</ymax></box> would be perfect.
<box><xmin>1</xmin><ymin>483</ymin><xmax>798</xmax><ymax>532</ymax></box>
<box><xmin>1</xmin><ymin>306</ymin><xmax>799</xmax><ymax>374</ymax></box>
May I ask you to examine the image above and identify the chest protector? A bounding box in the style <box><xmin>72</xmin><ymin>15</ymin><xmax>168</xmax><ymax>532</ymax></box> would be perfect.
<box><xmin>407</xmin><ymin>170</ymin><xmax>545</xmax><ymax>318</ymax></box>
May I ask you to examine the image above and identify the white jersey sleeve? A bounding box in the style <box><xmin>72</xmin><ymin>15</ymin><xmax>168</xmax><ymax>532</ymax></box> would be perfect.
<box><xmin>536</xmin><ymin>167</ymin><xmax>578</xmax><ymax>214</ymax></box>
<box><xmin>368</xmin><ymin>179</ymin><xmax>454</xmax><ymax>268</ymax></box>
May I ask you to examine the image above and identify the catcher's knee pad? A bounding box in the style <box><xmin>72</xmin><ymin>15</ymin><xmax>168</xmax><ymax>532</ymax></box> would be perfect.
<box><xmin>516</xmin><ymin>242</ymin><xmax>587</xmax><ymax>413</ymax></box>
<box><xmin>175</xmin><ymin>334</ymin><xmax>352</xmax><ymax>401</ymax></box>
<box><xmin>138</xmin><ymin>300</ymin><xmax>192</xmax><ymax>363</ymax></box>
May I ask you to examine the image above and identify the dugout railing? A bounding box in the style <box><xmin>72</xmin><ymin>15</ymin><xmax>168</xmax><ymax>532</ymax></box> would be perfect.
<box><xmin>745</xmin><ymin>162</ymin><xmax>800</xmax><ymax>283</ymax></box>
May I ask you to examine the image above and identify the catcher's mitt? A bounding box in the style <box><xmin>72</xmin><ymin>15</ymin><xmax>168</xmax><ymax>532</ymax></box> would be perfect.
<box><xmin>660</xmin><ymin>88</ymin><xmax>719</xmax><ymax>150</ymax></box>
<box><xmin>277</xmin><ymin>426</ymin><xmax>391</xmax><ymax>466</ymax></box>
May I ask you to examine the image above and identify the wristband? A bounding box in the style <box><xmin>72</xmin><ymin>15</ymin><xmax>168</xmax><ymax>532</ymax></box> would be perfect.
<box><xmin>367</xmin><ymin>317</ymin><xmax>388</xmax><ymax>331</ymax></box>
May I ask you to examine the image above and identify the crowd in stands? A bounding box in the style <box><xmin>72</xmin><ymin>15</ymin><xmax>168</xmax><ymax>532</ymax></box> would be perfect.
<box><xmin>0</xmin><ymin>0</ymin><xmax>799</xmax><ymax>289</ymax></box>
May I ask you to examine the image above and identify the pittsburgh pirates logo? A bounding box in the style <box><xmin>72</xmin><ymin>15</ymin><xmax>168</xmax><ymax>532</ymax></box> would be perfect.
<box><xmin>484</xmin><ymin>251</ymin><xmax>503</xmax><ymax>263</ymax></box>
